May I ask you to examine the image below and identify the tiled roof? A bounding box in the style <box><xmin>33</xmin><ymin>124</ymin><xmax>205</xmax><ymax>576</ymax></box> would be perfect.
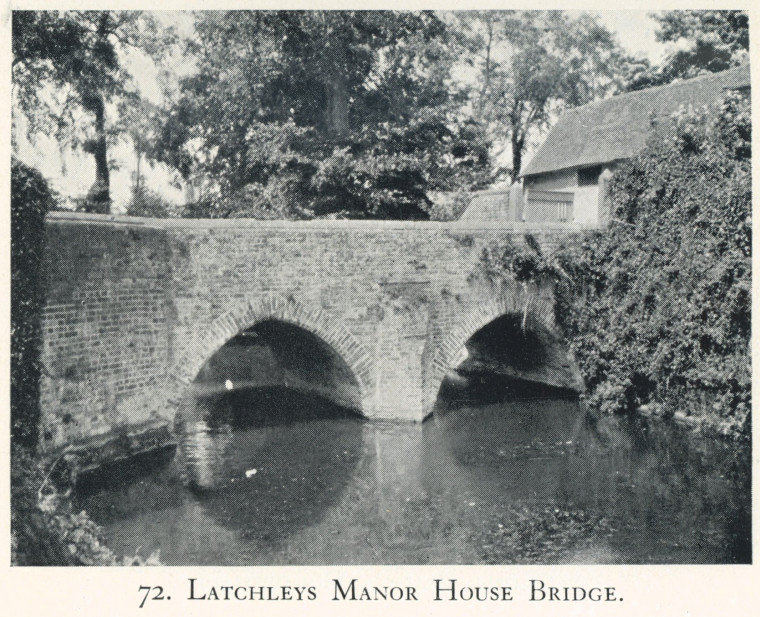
<box><xmin>521</xmin><ymin>64</ymin><xmax>750</xmax><ymax>177</ymax></box>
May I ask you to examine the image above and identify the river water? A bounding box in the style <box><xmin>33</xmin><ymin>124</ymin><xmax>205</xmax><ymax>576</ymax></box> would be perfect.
<box><xmin>75</xmin><ymin>377</ymin><xmax>751</xmax><ymax>565</ymax></box>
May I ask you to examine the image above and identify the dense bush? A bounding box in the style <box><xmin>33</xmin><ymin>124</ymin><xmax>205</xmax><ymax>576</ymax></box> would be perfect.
<box><xmin>11</xmin><ymin>158</ymin><xmax>54</xmax><ymax>450</ymax></box>
<box><xmin>482</xmin><ymin>94</ymin><xmax>751</xmax><ymax>436</ymax></box>
<box><xmin>125</xmin><ymin>186</ymin><xmax>177</xmax><ymax>218</ymax></box>
<box><xmin>11</xmin><ymin>448</ymin><xmax>75</xmax><ymax>565</ymax></box>
<box><xmin>10</xmin><ymin>161</ymin><xmax>159</xmax><ymax>566</ymax></box>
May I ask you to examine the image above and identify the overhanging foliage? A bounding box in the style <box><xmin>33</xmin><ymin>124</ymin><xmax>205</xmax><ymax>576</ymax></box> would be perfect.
<box><xmin>481</xmin><ymin>94</ymin><xmax>751</xmax><ymax>436</ymax></box>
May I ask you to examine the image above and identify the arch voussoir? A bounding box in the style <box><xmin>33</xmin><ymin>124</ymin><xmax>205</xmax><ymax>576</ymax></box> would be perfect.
<box><xmin>426</xmin><ymin>289</ymin><xmax>558</xmax><ymax>412</ymax></box>
<box><xmin>172</xmin><ymin>293</ymin><xmax>372</xmax><ymax>414</ymax></box>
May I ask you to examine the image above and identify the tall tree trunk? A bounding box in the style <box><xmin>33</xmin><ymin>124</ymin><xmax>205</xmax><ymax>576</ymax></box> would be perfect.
<box><xmin>477</xmin><ymin>17</ymin><xmax>494</xmax><ymax>121</ymax></box>
<box><xmin>84</xmin><ymin>12</ymin><xmax>111</xmax><ymax>213</ymax></box>
<box><xmin>511</xmin><ymin>130</ymin><xmax>525</xmax><ymax>184</ymax></box>
<box><xmin>85</xmin><ymin>94</ymin><xmax>111</xmax><ymax>213</ymax></box>
<box><xmin>135</xmin><ymin>147</ymin><xmax>142</xmax><ymax>194</ymax></box>
<box><xmin>318</xmin><ymin>11</ymin><xmax>350</xmax><ymax>139</ymax></box>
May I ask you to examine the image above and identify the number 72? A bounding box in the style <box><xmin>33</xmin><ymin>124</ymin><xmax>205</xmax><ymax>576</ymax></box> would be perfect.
<box><xmin>138</xmin><ymin>586</ymin><xmax>166</xmax><ymax>608</ymax></box>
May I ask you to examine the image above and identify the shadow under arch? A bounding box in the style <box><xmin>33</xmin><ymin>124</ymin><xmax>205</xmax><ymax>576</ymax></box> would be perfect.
<box><xmin>425</xmin><ymin>291</ymin><xmax>569</xmax><ymax>413</ymax></box>
<box><xmin>171</xmin><ymin>294</ymin><xmax>373</xmax><ymax>418</ymax></box>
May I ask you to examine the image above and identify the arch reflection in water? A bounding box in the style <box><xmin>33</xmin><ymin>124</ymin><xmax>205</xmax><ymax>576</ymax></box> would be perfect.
<box><xmin>167</xmin><ymin>318</ymin><xmax>367</xmax><ymax>559</ymax></box>
<box><xmin>77</xmin><ymin>377</ymin><xmax>749</xmax><ymax>564</ymax></box>
<box><xmin>173</xmin><ymin>388</ymin><xmax>365</xmax><ymax>559</ymax></box>
<box><xmin>423</xmin><ymin>370</ymin><xmax>750</xmax><ymax>565</ymax></box>
<box><xmin>75</xmin><ymin>388</ymin><xmax>365</xmax><ymax>565</ymax></box>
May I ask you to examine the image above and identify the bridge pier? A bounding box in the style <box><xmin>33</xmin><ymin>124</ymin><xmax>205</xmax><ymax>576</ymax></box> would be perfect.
<box><xmin>366</xmin><ymin>288</ymin><xmax>430</xmax><ymax>422</ymax></box>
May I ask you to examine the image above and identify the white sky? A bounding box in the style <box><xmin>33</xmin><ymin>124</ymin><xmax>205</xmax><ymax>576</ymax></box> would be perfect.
<box><xmin>591</xmin><ymin>10</ymin><xmax>665</xmax><ymax>62</ymax></box>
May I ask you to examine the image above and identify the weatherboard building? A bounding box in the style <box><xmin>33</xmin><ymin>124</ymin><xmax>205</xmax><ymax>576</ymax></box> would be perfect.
<box><xmin>460</xmin><ymin>63</ymin><xmax>750</xmax><ymax>227</ymax></box>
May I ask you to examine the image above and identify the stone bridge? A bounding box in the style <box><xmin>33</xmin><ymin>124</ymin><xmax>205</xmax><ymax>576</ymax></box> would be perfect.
<box><xmin>40</xmin><ymin>211</ymin><xmax>587</xmax><ymax>462</ymax></box>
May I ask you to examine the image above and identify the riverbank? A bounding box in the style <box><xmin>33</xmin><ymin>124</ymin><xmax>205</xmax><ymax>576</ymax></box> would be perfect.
<box><xmin>10</xmin><ymin>447</ymin><xmax>163</xmax><ymax>566</ymax></box>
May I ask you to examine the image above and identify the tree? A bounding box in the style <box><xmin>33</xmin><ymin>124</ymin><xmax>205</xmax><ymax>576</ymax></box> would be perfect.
<box><xmin>12</xmin><ymin>11</ymin><xmax>172</xmax><ymax>212</ymax></box>
<box><xmin>457</xmin><ymin>11</ymin><xmax>641</xmax><ymax>182</ymax></box>
<box><xmin>572</xmin><ymin>94</ymin><xmax>749</xmax><ymax>430</ymax></box>
<box><xmin>627</xmin><ymin>10</ymin><xmax>748</xmax><ymax>90</ymax></box>
<box><xmin>153</xmin><ymin>10</ymin><xmax>492</xmax><ymax>219</ymax></box>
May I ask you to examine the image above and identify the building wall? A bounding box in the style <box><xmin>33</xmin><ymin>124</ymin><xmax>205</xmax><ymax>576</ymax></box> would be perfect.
<box><xmin>459</xmin><ymin>189</ymin><xmax>513</xmax><ymax>221</ymax></box>
<box><xmin>573</xmin><ymin>183</ymin><xmax>600</xmax><ymax>225</ymax></box>
<box><xmin>523</xmin><ymin>165</ymin><xmax>615</xmax><ymax>226</ymax></box>
<box><xmin>524</xmin><ymin>168</ymin><xmax>576</xmax><ymax>192</ymax></box>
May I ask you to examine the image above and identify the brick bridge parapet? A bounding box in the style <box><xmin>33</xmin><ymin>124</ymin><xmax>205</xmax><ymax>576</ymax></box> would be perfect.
<box><xmin>39</xmin><ymin>212</ymin><xmax>589</xmax><ymax>460</ymax></box>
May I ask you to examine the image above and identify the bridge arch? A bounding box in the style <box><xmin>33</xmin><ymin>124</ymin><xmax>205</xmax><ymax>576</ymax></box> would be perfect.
<box><xmin>425</xmin><ymin>288</ymin><xmax>558</xmax><ymax>411</ymax></box>
<box><xmin>171</xmin><ymin>293</ymin><xmax>374</xmax><ymax>415</ymax></box>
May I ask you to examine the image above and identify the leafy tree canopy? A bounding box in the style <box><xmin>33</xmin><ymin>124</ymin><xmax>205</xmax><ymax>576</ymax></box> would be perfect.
<box><xmin>455</xmin><ymin>11</ymin><xmax>643</xmax><ymax>181</ymax></box>
<box><xmin>627</xmin><ymin>10</ymin><xmax>748</xmax><ymax>91</ymax></box>
<box><xmin>12</xmin><ymin>11</ymin><xmax>172</xmax><ymax>211</ymax></box>
<box><xmin>152</xmin><ymin>10</ymin><xmax>493</xmax><ymax>219</ymax></box>
<box><xmin>17</xmin><ymin>11</ymin><xmax>727</xmax><ymax>219</ymax></box>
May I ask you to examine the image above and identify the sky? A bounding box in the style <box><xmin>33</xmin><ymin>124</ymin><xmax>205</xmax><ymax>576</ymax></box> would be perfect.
<box><xmin>13</xmin><ymin>10</ymin><xmax>669</xmax><ymax>211</ymax></box>
<box><xmin>590</xmin><ymin>11</ymin><xmax>664</xmax><ymax>63</ymax></box>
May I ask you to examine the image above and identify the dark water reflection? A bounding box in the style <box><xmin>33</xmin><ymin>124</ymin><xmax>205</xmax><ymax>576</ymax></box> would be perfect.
<box><xmin>75</xmin><ymin>379</ymin><xmax>751</xmax><ymax>565</ymax></box>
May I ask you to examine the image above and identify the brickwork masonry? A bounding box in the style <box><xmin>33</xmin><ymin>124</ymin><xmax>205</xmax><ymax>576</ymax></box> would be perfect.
<box><xmin>39</xmin><ymin>212</ymin><xmax>586</xmax><ymax>465</ymax></box>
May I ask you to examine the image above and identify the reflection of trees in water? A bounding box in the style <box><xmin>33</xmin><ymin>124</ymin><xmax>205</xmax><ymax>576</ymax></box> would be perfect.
<box><xmin>425</xmin><ymin>379</ymin><xmax>751</xmax><ymax>564</ymax></box>
<box><xmin>543</xmin><ymin>414</ymin><xmax>751</xmax><ymax>563</ymax></box>
<box><xmin>609</xmin><ymin>418</ymin><xmax>749</xmax><ymax>563</ymax></box>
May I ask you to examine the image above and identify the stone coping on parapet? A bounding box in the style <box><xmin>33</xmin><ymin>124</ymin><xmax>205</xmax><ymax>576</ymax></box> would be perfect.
<box><xmin>46</xmin><ymin>210</ymin><xmax>598</xmax><ymax>233</ymax></box>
